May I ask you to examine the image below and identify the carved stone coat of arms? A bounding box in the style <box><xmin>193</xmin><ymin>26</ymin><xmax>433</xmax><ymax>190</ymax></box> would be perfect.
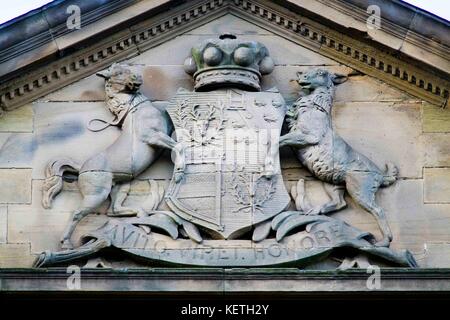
<box><xmin>34</xmin><ymin>34</ymin><xmax>417</xmax><ymax>269</ymax></box>
<box><xmin>165</xmin><ymin>89</ymin><xmax>290</xmax><ymax>239</ymax></box>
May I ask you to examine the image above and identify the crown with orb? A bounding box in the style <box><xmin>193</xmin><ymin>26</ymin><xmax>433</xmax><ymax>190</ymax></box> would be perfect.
<box><xmin>183</xmin><ymin>34</ymin><xmax>275</xmax><ymax>91</ymax></box>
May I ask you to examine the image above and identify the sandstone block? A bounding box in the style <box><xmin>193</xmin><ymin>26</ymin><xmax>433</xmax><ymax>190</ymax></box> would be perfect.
<box><xmin>0</xmin><ymin>206</ymin><xmax>6</xmax><ymax>243</ymax></box>
<box><xmin>423</xmin><ymin>103</ymin><xmax>450</xmax><ymax>133</ymax></box>
<box><xmin>0</xmin><ymin>104</ymin><xmax>33</xmax><ymax>132</ymax></box>
<box><xmin>8</xmin><ymin>180</ymin><xmax>107</xmax><ymax>253</ymax></box>
<box><xmin>424</xmin><ymin>168</ymin><xmax>450</xmax><ymax>203</ymax></box>
<box><xmin>422</xmin><ymin>133</ymin><xmax>450</xmax><ymax>167</ymax></box>
<box><xmin>0</xmin><ymin>243</ymin><xmax>34</xmax><ymax>267</ymax></box>
<box><xmin>32</xmin><ymin>102</ymin><xmax>121</xmax><ymax>179</ymax></box>
<box><xmin>333</xmin><ymin>101</ymin><xmax>423</xmax><ymax>178</ymax></box>
<box><xmin>0</xmin><ymin>169</ymin><xmax>32</xmax><ymax>204</ymax></box>
<box><xmin>186</xmin><ymin>14</ymin><xmax>272</xmax><ymax>35</ymax></box>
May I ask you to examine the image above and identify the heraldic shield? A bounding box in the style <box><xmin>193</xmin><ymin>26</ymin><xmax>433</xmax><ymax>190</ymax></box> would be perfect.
<box><xmin>165</xmin><ymin>89</ymin><xmax>291</xmax><ymax>239</ymax></box>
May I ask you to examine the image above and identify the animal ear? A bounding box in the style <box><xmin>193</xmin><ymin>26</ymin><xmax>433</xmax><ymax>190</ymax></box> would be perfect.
<box><xmin>332</xmin><ymin>73</ymin><xmax>348</xmax><ymax>84</ymax></box>
<box><xmin>296</xmin><ymin>71</ymin><xmax>303</xmax><ymax>78</ymax></box>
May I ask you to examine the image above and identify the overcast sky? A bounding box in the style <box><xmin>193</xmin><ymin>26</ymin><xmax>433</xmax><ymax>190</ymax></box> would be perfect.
<box><xmin>0</xmin><ymin>0</ymin><xmax>449</xmax><ymax>25</ymax></box>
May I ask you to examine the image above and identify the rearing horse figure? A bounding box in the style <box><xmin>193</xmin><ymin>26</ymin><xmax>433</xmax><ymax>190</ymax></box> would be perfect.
<box><xmin>42</xmin><ymin>63</ymin><xmax>184</xmax><ymax>249</ymax></box>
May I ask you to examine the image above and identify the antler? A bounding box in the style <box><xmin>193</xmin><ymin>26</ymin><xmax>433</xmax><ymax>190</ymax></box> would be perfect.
<box><xmin>205</xmin><ymin>103</ymin><xmax>217</xmax><ymax>120</ymax></box>
<box><xmin>213</xmin><ymin>101</ymin><xmax>227</xmax><ymax>131</ymax></box>
<box><xmin>174</xmin><ymin>99</ymin><xmax>190</xmax><ymax>128</ymax></box>
<box><xmin>189</xmin><ymin>104</ymin><xmax>202</xmax><ymax>121</ymax></box>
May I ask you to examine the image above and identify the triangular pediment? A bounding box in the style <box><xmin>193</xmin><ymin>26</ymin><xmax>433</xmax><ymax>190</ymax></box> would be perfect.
<box><xmin>0</xmin><ymin>0</ymin><xmax>448</xmax><ymax>112</ymax></box>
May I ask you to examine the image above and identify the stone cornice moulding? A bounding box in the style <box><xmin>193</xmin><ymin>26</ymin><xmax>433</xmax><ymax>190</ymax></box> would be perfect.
<box><xmin>2</xmin><ymin>268</ymin><xmax>450</xmax><ymax>293</ymax></box>
<box><xmin>0</xmin><ymin>0</ymin><xmax>448</xmax><ymax>114</ymax></box>
<box><xmin>286</xmin><ymin>0</ymin><xmax>450</xmax><ymax>71</ymax></box>
<box><xmin>0</xmin><ymin>0</ymin><xmax>143</xmax><ymax>80</ymax></box>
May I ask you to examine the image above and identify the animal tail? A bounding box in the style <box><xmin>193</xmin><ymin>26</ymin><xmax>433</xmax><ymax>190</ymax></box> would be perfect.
<box><xmin>381</xmin><ymin>162</ymin><xmax>398</xmax><ymax>187</ymax></box>
<box><xmin>42</xmin><ymin>158</ymin><xmax>81</xmax><ymax>209</ymax></box>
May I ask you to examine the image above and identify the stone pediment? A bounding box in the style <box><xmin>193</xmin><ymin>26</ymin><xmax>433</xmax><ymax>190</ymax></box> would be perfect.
<box><xmin>0</xmin><ymin>0</ymin><xmax>448</xmax><ymax>114</ymax></box>
<box><xmin>0</xmin><ymin>0</ymin><xmax>449</xmax><ymax>275</ymax></box>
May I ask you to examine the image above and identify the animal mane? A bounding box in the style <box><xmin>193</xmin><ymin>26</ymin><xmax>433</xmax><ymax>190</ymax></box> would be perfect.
<box><xmin>104</xmin><ymin>82</ymin><xmax>138</xmax><ymax>117</ymax></box>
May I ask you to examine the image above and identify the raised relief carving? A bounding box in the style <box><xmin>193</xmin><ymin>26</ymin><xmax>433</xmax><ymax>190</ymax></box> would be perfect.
<box><xmin>41</xmin><ymin>63</ymin><xmax>183</xmax><ymax>249</ymax></box>
<box><xmin>280</xmin><ymin>69</ymin><xmax>396</xmax><ymax>247</ymax></box>
<box><xmin>34</xmin><ymin>36</ymin><xmax>417</xmax><ymax>269</ymax></box>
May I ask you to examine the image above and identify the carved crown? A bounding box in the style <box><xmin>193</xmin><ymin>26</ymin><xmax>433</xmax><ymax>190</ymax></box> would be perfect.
<box><xmin>183</xmin><ymin>34</ymin><xmax>275</xmax><ymax>91</ymax></box>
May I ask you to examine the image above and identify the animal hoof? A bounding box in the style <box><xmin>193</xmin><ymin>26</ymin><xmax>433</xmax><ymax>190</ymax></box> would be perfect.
<box><xmin>61</xmin><ymin>239</ymin><xmax>74</xmax><ymax>250</ymax></box>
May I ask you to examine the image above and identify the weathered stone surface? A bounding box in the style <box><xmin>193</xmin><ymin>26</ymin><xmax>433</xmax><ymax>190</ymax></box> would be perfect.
<box><xmin>141</xmin><ymin>66</ymin><xmax>193</xmax><ymax>101</ymax></box>
<box><xmin>0</xmin><ymin>104</ymin><xmax>33</xmax><ymax>132</ymax></box>
<box><xmin>134</xmin><ymin>33</ymin><xmax>338</xmax><ymax>67</ymax></box>
<box><xmin>423</xmin><ymin>103</ymin><xmax>450</xmax><ymax>133</ymax></box>
<box><xmin>422</xmin><ymin>133</ymin><xmax>450</xmax><ymax>167</ymax></box>
<box><xmin>0</xmin><ymin>169</ymin><xmax>32</xmax><ymax>204</ymax></box>
<box><xmin>262</xmin><ymin>66</ymin><xmax>411</xmax><ymax>104</ymax></box>
<box><xmin>141</xmin><ymin>66</ymin><xmax>328</xmax><ymax>104</ymax></box>
<box><xmin>242</xmin><ymin>35</ymin><xmax>338</xmax><ymax>66</ymax></box>
<box><xmin>8</xmin><ymin>177</ymin><xmax>173</xmax><ymax>254</ymax></box>
<box><xmin>4</xmin><ymin>103</ymin><xmax>120</xmax><ymax>173</ymax></box>
<box><xmin>424</xmin><ymin>243</ymin><xmax>450</xmax><ymax>268</ymax></box>
<box><xmin>282</xmin><ymin>178</ymin><xmax>430</xmax><ymax>258</ymax></box>
<box><xmin>54</xmin><ymin>17</ymin><xmax>137</xmax><ymax>53</ymax></box>
<box><xmin>42</xmin><ymin>66</ymin><xmax>416</xmax><ymax>107</ymax></box>
<box><xmin>286</xmin><ymin>0</ymin><xmax>409</xmax><ymax>51</ymax></box>
<box><xmin>186</xmin><ymin>14</ymin><xmax>272</xmax><ymax>35</ymax></box>
<box><xmin>1</xmin><ymin>13</ymin><xmax>448</xmax><ymax>270</ymax></box>
<box><xmin>3</xmin><ymin>268</ymin><xmax>450</xmax><ymax>293</ymax></box>
<box><xmin>262</xmin><ymin>65</ymin><xmax>354</xmax><ymax>103</ymax></box>
<box><xmin>32</xmin><ymin>102</ymin><xmax>120</xmax><ymax>179</ymax></box>
<box><xmin>0</xmin><ymin>206</ymin><xmax>6</xmax><ymax>243</ymax></box>
<box><xmin>286</xmin><ymin>177</ymin><xmax>450</xmax><ymax>266</ymax></box>
<box><xmin>0</xmin><ymin>243</ymin><xmax>34</xmax><ymax>267</ymax></box>
<box><xmin>45</xmin><ymin>67</ymin><xmax>189</xmax><ymax>103</ymax></box>
<box><xmin>120</xmin><ymin>178</ymin><xmax>171</xmax><ymax>211</ymax></box>
<box><xmin>334</xmin><ymin>75</ymin><xmax>413</xmax><ymax>102</ymax></box>
<box><xmin>335</xmin><ymin>179</ymin><xmax>428</xmax><ymax>255</ymax></box>
<box><xmin>424</xmin><ymin>168</ymin><xmax>450</xmax><ymax>203</ymax></box>
<box><xmin>139</xmin><ymin>151</ymin><xmax>174</xmax><ymax>180</ymax></box>
<box><xmin>44</xmin><ymin>74</ymin><xmax>105</xmax><ymax>102</ymax></box>
<box><xmin>0</xmin><ymin>41</ymin><xmax>58</xmax><ymax>87</ymax></box>
<box><xmin>8</xmin><ymin>180</ymin><xmax>107</xmax><ymax>253</ymax></box>
<box><xmin>423</xmin><ymin>203</ymin><xmax>450</xmax><ymax>244</ymax></box>
<box><xmin>0</xmin><ymin>133</ymin><xmax>34</xmax><ymax>168</ymax></box>
<box><xmin>35</xmin><ymin>215</ymin><xmax>415</xmax><ymax>268</ymax></box>
<box><xmin>333</xmin><ymin>101</ymin><xmax>423</xmax><ymax>178</ymax></box>
<box><xmin>400</xmin><ymin>37</ymin><xmax>450</xmax><ymax>75</ymax></box>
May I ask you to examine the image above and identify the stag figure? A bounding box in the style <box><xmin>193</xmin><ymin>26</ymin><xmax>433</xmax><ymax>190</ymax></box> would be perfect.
<box><xmin>280</xmin><ymin>69</ymin><xmax>397</xmax><ymax>247</ymax></box>
<box><xmin>42</xmin><ymin>64</ymin><xmax>184</xmax><ymax>249</ymax></box>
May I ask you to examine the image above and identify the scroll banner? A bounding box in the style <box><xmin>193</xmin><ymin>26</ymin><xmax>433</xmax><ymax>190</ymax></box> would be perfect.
<box><xmin>34</xmin><ymin>216</ymin><xmax>417</xmax><ymax>268</ymax></box>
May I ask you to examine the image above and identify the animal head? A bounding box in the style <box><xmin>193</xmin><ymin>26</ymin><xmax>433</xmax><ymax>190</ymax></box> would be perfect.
<box><xmin>296</xmin><ymin>69</ymin><xmax>347</xmax><ymax>91</ymax></box>
<box><xmin>96</xmin><ymin>63</ymin><xmax>143</xmax><ymax>93</ymax></box>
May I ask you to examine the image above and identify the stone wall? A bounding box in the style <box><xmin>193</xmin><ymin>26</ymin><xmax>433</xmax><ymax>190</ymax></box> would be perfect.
<box><xmin>0</xmin><ymin>14</ymin><xmax>449</xmax><ymax>268</ymax></box>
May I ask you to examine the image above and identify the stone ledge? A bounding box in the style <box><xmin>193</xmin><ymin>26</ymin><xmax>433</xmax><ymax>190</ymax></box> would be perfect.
<box><xmin>1</xmin><ymin>268</ymin><xmax>450</xmax><ymax>294</ymax></box>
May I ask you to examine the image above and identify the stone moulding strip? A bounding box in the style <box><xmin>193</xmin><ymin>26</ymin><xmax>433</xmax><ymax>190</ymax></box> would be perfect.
<box><xmin>0</xmin><ymin>0</ymin><xmax>448</xmax><ymax>113</ymax></box>
<box><xmin>0</xmin><ymin>0</ymin><xmax>139</xmax><ymax>65</ymax></box>
<box><xmin>317</xmin><ymin>0</ymin><xmax>449</xmax><ymax>61</ymax></box>
<box><xmin>1</xmin><ymin>268</ymin><xmax>450</xmax><ymax>293</ymax></box>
